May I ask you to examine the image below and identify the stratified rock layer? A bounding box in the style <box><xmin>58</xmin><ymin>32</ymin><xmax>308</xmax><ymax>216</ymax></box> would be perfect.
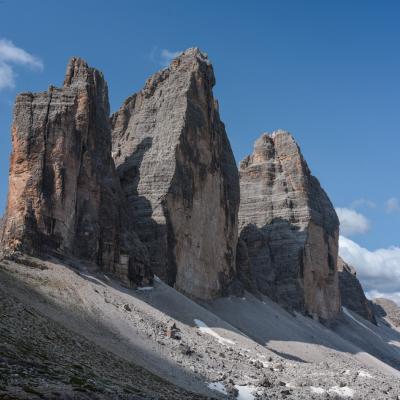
<box><xmin>112</xmin><ymin>48</ymin><xmax>239</xmax><ymax>299</ymax></box>
<box><xmin>2</xmin><ymin>58</ymin><xmax>150</xmax><ymax>285</ymax></box>
<box><xmin>337</xmin><ymin>256</ymin><xmax>376</xmax><ymax>323</ymax></box>
<box><xmin>237</xmin><ymin>131</ymin><xmax>340</xmax><ymax>320</ymax></box>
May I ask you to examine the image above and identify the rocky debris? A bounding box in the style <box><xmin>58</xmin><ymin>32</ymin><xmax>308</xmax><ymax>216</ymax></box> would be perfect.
<box><xmin>338</xmin><ymin>256</ymin><xmax>377</xmax><ymax>324</ymax></box>
<box><xmin>1</xmin><ymin>57</ymin><xmax>151</xmax><ymax>286</ymax></box>
<box><xmin>111</xmin><ymin>48</ymin><xmax>240</xmax><ymax>300</ymax></box>
<box><xmin>237</xmin><ymin>131</ymin><xmax>341</xmax><ymax>321</ymax></box>
<box><xmin>123</xmin><ymin>304</ymin><xmax>132</xmax><ymax>312</ymax></box>
<box><xmin>2</xmin><ymin>256</ymin><xmax>400</xmax><ymax>400</ymax></box>
<box><xmin>166</xmin><ymin>323</ymin><xmax>182</xmax><ymax>340</ymax></box>
<box><xmin>373</xmin><ymin>298</ymin><xmax>400</xmax><ymax>328</ymax></box>
<box><xmin>0</xmin><ymin>279</ymin><xmax>206</xmax><ymax>399</ymax></box>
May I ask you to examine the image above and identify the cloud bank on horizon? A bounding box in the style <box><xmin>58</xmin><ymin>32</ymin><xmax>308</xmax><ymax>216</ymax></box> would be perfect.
<box><xmin>339</xmin><ymin>236</ymin><xmax>400</xmax><ymax>305</ymax></box>
<box><xmin>0</xmin><ymin>38</ymin><xmax>43</xmax><ymax>90</ymax></box>
<box><xmin>337</xmin><ymin>204</ymin><xmax>400</xmax><ymax>305</ymax></box>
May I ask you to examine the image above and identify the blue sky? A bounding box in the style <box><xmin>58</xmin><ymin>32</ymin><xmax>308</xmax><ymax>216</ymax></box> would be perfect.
<box><xmin>1</xmin><ymin>1</ymin><xmax>399</xmax><ymax>300</ymax></box>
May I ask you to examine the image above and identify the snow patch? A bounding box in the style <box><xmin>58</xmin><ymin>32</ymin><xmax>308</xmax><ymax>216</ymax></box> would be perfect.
<box><xmin>207</xmin><ymin>381</ymin><xmax>227</xmax><ymax>395</ymax></box>
<box><xmin>194</xmin><ymin>319</ymin><xmax>235</xmax><ymax>345</ymax></box>
<box><xmin>358</xmin><ymin>370</ymin><xmax>372</xmax><ymax>378</ymax></box>
<box><xmin>235</xmin><ymin>385</ymin><xmax>256</xmax><ymax>400</ymax></box>
<box><xmin>310</xmin><ymin>386</ymin><xmax>326</xmax><ymax>394</ymax></box>
<box><xmin>137</xmin><ymin>286</ymin><xmax>153</xmax><ymax>291</ymax></box>
<box><xmin>328</xmin><ymin>386</ymin><xmax>354</xmax><ymax>398</ymax></box>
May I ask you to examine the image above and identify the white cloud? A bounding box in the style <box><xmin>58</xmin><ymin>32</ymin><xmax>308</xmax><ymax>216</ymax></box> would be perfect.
<box><xmin>0</xmin><ymin>62</ymin><xmax>13</xmax><ymax>89</ymax></box>
<box><xmin>336</xmin><ymin>207</ymin><xmax>370</xmax><ymax>236</ymax></box>
<box><xmin>0</xmin><ymin>38</ymin><xmax>43</xmax><ymax>90</ymax></box>
<box><xmin>365</xmin><ymin>290</ymin><xmax>400</xmax><ymax>306</ymax></box>
<box><xmin>160</xmin><ymin>49</ymin><xmax>182</xmax><ymax>67</ymax></box>
<box><xmin>339</xmin><ymin>235</ymin><xmax>400</xmax><ymax>305</ymax></box>
<box><xmin>350</xmin><ymin>198</ymin><xmax>376</xmax><ymax>209</ymax></box>
<box><xmin>385</xmin><ymin>197</ymin><xmax>400</xmax><ymax>213</ymax></box>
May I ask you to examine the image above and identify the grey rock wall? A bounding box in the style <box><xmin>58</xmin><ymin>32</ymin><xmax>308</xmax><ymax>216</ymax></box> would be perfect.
<box><xmin>237</xmin><ymin>131</ymin><xmax>341</xmax><ymax>320</ymax></box>
<box><xmin>112</xmin><ymin>48</ymin><xmax>240</xmax><ymax>299</ymax></box>
<box><xmin>338</xmin><ymin>256</ymin><xmax>376</xmax><ymax>323</ymax></box>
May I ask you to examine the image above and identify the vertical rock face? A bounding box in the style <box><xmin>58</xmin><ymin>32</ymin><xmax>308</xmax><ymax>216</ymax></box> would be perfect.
<box><xmin>2</xmin><ymin>58</ymin><xmax>151</xmax><ymax>285</ymax></box>
<box><xmin>237</xmin><ymin>131</ymin><xmax>340</xmax><ymax>320</ymax></box>
<box><xmin>338</xmin><ymin>256</ymin><xmax>376</xmax><ymax>323</ymax></box>
<box><xmin>111</xmin><ymin>48</ymin><xmax>240</xmax><ymax>299</ymax></box>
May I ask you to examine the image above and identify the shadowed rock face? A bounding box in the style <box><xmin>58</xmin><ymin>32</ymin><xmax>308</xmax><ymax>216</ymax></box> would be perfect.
<box><xmin>111</xmin><ymin>48</ymin><xmax>240</xmax><ymax>299</ymax></box>
<box><xmin>2</xmin><ymin>58</ymin><xmax>151</xmax><ymax>285</ymax></box>
<box><xmin>338</xmin><ymin>256</ymin><xmax>376</xmax><ymax>324</ymax></box>
<box><xmin>237</xmin><ymin>131</ymin><xmax>341</xmax><ymax>321</ymax></box>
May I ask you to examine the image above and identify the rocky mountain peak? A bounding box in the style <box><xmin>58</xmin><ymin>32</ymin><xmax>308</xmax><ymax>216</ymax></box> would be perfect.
<box><xmin>64</xmin><ymin>57</ymin><xmax>97</xmax><ymax>85</ymax></box>
<box><xmin>1</xmin><ymin>58</ymin><xmax>151</xmax><ymax>286</ymax></box>
<box><xmin>111</xmin><ymin>47</ymin><xmax>239</xmax><ymax>300</ymax></box>
<box><xmin>237</xmin><ymin>131</ymin><xmax>340</xmax><ymax>320</ymax></box>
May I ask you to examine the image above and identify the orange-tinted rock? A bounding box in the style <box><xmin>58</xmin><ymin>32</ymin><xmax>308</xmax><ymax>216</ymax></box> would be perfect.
<box><xmin>2</xmin><ymin>58</ymin><xmax>151</xmax><ymax>286</ymax></box>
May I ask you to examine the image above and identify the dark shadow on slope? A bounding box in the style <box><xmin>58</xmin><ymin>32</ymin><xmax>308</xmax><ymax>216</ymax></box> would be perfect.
<box><xmin>0</xmin><ymin>262</ymin><xmax>218</xmax><ymax>400</ymax></box>
<box><xmin>106</xmin><ymin>214</ymin><xmax>400</xmax><ymax>373</ymax></box>
<box><xmin>3</xmin><ymin>249</ymin><xmax>400</xmax><ymax>376</ymax></box>
<box><xmin>268</xmin><ymin>350</ymin><xmax>308</xmax><ymax>363</ymax></box>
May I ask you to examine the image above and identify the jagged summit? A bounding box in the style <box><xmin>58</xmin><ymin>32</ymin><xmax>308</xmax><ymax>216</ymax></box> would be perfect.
<box><xmin>141</xmin><ymin>47</ymin><xmax>215</xmax><ymax>98</ymax></box>
<box><xmin>63</xmin><ymin>57</ymin><xmax>105</xmax><ymax>88</ymax></box>
<box><xmin>164</xmin><ymin>48</ymin><xmax>211</xmax><ymax>70</ymax></box>
<box><xmin>248</xmin><ymin>130</ymin><xmax>297</xmax><ymax>163</ymax></box>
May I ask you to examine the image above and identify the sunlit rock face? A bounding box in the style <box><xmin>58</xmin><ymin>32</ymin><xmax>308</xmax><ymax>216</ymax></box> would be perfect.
<box><xmin>111</xmin><ymin>48</ymin><xmax>240</xmax><ymax>299</ymax></box>
<box><xmin>237</xmin><ymin>131</ymin><xmax>341</xmax><ymax>321</ymax></box>
<box><xmin>2</xmin><ymin>57</ymin><xmax>151</xmax><ymax>286</ymax></box>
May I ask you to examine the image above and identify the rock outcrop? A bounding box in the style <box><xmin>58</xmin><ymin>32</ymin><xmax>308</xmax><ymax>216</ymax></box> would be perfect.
<box><xmin>1</xmin><ymin>58</ymin><xmax>151</xmax><ymax>286</ymax></box>
<box><xmin>111</xmin><ymin>48</ymin><xmax>240</xmax><ymax>299</ymax></box>
<box><xmin>337</xmin><ymin>256</ymin><xmax>376</xmax><ymax>323</ymax></box>
<box><xmin>372</xmin><ymin>298</ymin><xmax>400</xmax><ymax>327</ymax></box>
<box><xmin>237</xmin><ymin>131</ymin><xmax>340</xmax><ymax>320</ymax></box>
